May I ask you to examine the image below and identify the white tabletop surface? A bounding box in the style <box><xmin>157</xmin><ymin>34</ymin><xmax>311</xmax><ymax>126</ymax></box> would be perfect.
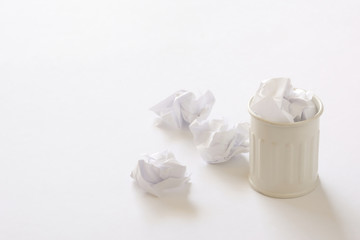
<box><xmin>1</xmin><ymin>1</ymin><xmax>360</xmax><ymax>239</ymax></box>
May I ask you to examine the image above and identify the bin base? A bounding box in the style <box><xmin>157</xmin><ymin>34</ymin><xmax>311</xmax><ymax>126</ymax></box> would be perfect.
<box><xmin>248</xmin><ymin>176</ymin><xmax>319</xmax><ymax>198</ymax></box>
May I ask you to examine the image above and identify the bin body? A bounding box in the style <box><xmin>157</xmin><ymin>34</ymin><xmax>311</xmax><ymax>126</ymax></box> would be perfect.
<box><xmin>248</xmin><ymin>96</ymin><xmax>323</xmax><ymax>198</ymax></box>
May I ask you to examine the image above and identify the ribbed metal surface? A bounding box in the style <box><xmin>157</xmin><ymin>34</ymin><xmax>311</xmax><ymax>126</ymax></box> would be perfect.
<box><xmin>250</xmin><ymin>130</ymin><xmax>320</xmax><ymax>191</ymax></box>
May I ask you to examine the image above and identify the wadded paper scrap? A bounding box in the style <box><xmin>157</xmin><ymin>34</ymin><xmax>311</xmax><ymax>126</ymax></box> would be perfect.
<box><xmin>150</xmin><ymin>90</ymin><xmax>215</xmax><ymax>129</ymax></box>
<box><xmin>131</xmin><ymin>150</ymin><xmax>190</xmax><ymax>197</ymax></box>
<box><xmin>189</xmin><ymin>119</ymin><xmax>249</xmax><ymax>164</ymax></box>
<box><xmin>250</xmin><ymin>78</ymin><xmax>317</xmax><ymax>123</ymax></box>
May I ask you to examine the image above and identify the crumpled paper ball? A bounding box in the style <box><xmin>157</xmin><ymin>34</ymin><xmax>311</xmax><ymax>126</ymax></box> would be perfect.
<box><xmin>189</xmin><ymin>119</ymin><xmax>249</xmax><ymax>164</ymax></box>
<box><xmin>150</xmin><ymin>90</ymin><xmax>215</xmax><ymax>129</ymax></box>
<box><xmin>250</xmin><ymin>78</ymin><xmax>317</xmax><ymax>123</ymax></box>
<box><xmin>131</xmin><ymin>150</ymin><xmax>190</xmax><ymax>197</ymax></box>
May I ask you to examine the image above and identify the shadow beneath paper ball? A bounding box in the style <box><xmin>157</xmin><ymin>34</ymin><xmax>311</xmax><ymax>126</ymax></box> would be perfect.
<box><xmin>132</xmin><ymin>182</ymin><xmax>198</xmax><ymax>219</ymax></box>
<box><xmin>203</xmin><ymin>154</ymin><xmax>249</xmax><ymax>186</ymax></box>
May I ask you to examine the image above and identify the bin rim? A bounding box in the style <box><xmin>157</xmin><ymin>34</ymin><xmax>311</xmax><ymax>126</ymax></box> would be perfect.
<box><xmin>248</xmin><ymin>94</ymin><xmax>324</xmax><ymax>127</ymax></box>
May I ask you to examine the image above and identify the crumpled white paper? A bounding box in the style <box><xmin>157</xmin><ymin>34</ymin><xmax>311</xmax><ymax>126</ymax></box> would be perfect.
<box><xmin>250</xmin><ymin>78</ymin><xmax>317</xmax><ymax>123</ymax></box>
<box><xmin>189</xmin><ymin>119</ymin><xmax>249</xmax><ymax>164</ymax></box>
<box><xmin>131</xmin><ymin>150</ymin><xmax>190</xmax><ymax>197</ymax></box>
<box><xmin>150</xmin><ymin>90</ymin><xmax>215</xmax><ymax>129</ymax></box>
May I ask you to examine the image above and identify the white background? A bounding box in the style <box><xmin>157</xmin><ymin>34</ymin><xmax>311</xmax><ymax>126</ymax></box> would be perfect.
<box><xmin>1</xmin><ymin>0</ymin><xmax>360</xmax><ymax>239</ymax></box>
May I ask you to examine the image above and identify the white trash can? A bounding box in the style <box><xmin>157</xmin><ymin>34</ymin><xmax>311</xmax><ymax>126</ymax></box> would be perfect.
<box><xmin>248</xmin><ymin>95</ymin><xmax>324</xmax><ymax>198</ymax></box>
